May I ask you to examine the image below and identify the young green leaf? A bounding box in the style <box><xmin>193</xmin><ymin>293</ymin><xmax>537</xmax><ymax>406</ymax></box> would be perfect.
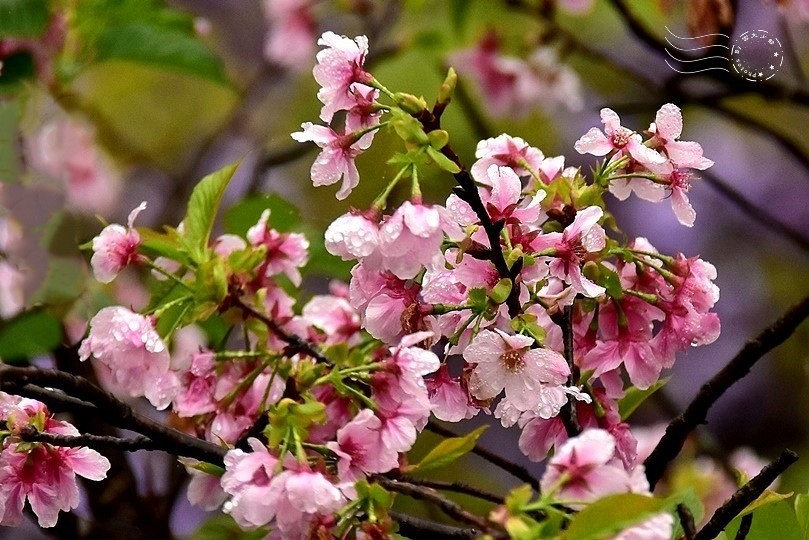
<box><xmin>0</xmin><ymin>311</ymin><xmax>63</xmax><ymax>363</ymax></box>
<box><xmin>618</xmin><ymin>378</ymin><xmax>669</xmax><ymax>421</ymax></box>
<box><xmin>408</xmin><ymin>425</ymin><xmax>487</xmax><ymax>473</ymax></box>
<box><xmin>181</xmin><ymin>162</ymin><xmax>240</xmax><ymax>263</ymax></box>
<box><xmin>562</xmin><ymin>493</ymin><xmax>668</xmax><ymax>540</ymax></box>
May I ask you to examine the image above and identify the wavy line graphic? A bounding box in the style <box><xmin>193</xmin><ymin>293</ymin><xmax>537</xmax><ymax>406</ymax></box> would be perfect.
<box><xmin>663</xmin><ymin>25</ymin><xmax>730</xmax><ymax>74</ymax></box>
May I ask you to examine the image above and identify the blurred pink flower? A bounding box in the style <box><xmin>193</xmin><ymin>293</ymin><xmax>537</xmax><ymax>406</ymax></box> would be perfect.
<box><xmin>263</xmin><ymin>0</ymin><xmax>316</xmax><ymax>71</ymax></box>
<box><xmin>313</xmin><ymin>31</ymin><xmax>373</xmax><ymax>123</ymax></box>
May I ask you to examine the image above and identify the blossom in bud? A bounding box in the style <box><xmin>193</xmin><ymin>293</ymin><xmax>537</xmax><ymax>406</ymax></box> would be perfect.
<box><xmin>90</xmin><ymin>202</ymin><xmax>147</xmax><ymax>283</ymax></box>
<box><xmin>78</xmin><ymin>306</ymin><xmax>179</xmax><ymax>410</ymax></box>
<box><xmin>471</xmin><ymin>134</ymin><xmax>545</xmax><ymax>182</ymax></box>
<box><xmin>291</xmin><ymin>123</ymin><xmax>366</xmax><ymax>200</ymax></box>
<box><xmin>313</xmin><ymin>32</ymin><xmax>372</xmax><ymax>123</ymax></box>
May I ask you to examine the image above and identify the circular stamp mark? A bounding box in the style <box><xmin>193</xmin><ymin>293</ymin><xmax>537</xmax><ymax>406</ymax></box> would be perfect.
<box><xmin>730</xmin><ymin>30</ymin><xmax>783</xmax><ymax>82</ymax></box>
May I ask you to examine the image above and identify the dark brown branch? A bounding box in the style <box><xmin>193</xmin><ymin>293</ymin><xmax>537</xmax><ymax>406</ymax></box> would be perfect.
<box><xmin>0</xmin><ymin>366</ymin><xmax>227</xmax><ymax>466</ymax></box>
<box><xmin>375</xmin><ymin>477</ymin><xmax>503</xmax><ymax>537</ymax></box>
<box><xmin>390</xmin><ymin>511</ymin><xmax>479</xmax><ymax>539</ymax></box>
<box><xmin>394</xmin><ymin>475</ymin><xmax>504</xmax><ymax>504</ymax></box>
<box><xmin>677</xmin><ymin>503</ymin><xmax>696</xmax><ymax>540</ymax></box>
<box><xmin>644</xmin><ymin>295</ymin><xmax>809</xmax><ymax>488</ymax></box>
<box><xmin>233</xmin><ymin>296</ymin><xmax>330</xmax><ymax>363</ymax></box>
<box><xmin>734</xmin><ymin>513</ymin><xmax>753</xmax><ymax>540</ymax></box>
<box><xmin>556</xmin><ymin>305</ymin><xmax>581</xmax><ymax>437</ymax></box>
<box><xmin>18</xmin><ymin>428</ymin><xmax>162</xmax><ymax>453</ymax></box>
<box><xmin>426</xmin><ymin>421</ymin><xmax>540</xmax><ymax>491</ymax></box>
<box><xmin>694</xmin><ymin>449</ymin><xmax>798</xmax><ymax>540</ymax></box>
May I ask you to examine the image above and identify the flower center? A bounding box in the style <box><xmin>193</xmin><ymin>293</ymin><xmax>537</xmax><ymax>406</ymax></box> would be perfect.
<box><xmin>611</xmin><ymin>128</ymin><xmax>632</xmax><ymax>148</ymax></box>
<box><xmin>500</xmin><ymin>349</ymin><xmax>525</xmax><ymax>373</ymax></box>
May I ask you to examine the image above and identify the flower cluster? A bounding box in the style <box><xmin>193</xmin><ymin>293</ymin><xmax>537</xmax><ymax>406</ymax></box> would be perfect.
<box><xmin>0</xmin><ymin>393</ymin><xmax>110</xmax><ymax>528</ymax></box>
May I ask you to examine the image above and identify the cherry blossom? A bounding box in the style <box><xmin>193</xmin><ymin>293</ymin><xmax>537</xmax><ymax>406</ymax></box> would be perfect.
<box><xmin>90</xmin><ymin>201</ymin><xmax>147</xmax><ymax>283</ymax></box>
<box><xmin>247</xmin><ymin>209</ymin><xmax>310</xmax><ymax>286</ymax></box>
<box><xmin>324</xmin><ymin>212</ymin><xmax>380</xmax><ymax>262</ymax></box>
<box><xmin>301</xmin><ymin>294</ymin><xmax>362</xmax><ymax>345</ymax></box>
<box><xmin>262</xmin><ymin>0</ymin><xmax>315</xmax><ymax>71</ymax></box>
<box><xmin>471</xmin><ymin>134</ymin><xmax>545</xmax><ymax>182</ymax></box>
<box><xmin>539</xmin><ymin>428</ymin><xmax>648</xmax><ymax>506</ymax></box>
<box><xmin>221</xmin><ymin>438</ymin><xmax>280</xmax><ymax>528</ymax></box>
<box><xmin>326</xmin><ymin>408</ymin><xmax>400</xmax><ymax>483</ymax></box>
<box><xmin>291</xmin><ymin>123</ymin><xmax>366</xmax><ymax>200</ymax></box>
<box><xmin>464</xmin><ymin>328</ymin><xmax>570</xmax><ymax>413</ymax></box>
<box><xmin>531</xmin><ymin>205</ymin><xmax>607</xmax><ymax>297</ymax></box>
<box><xmin>78</xmin><ymin>306</ymin><xmax>179</xmax><ymax>410</ymax></box>
<box><xmin>378</xmin><ymin>201</ymin><xmax>462</xmax><ymax>280</ymax></box>
<box><xmin>612</xmin><ymin>512</ymin><xmax>674</xmax><ymax>540</ymax></box>
<box><xmin>574</xmin><ymin>108</ymin><xmax>665</xmax><ymax>168</ymax></box>
<box><xmin>647</xmin><ymin>103</ymin><xmax>714</xmax><ymax>170</ymax></box>
<box><xmin>313</xmin><ymin>31</ymin><xmax>373</xmax><ymax>123</ymax></box>
<box><xmin>426</xmin><ymin>364</ymin><xmax>478</xmax><ymax>422</ymax></box>
<box><xmin>0</xmin><ymin>397</ymin><xmax>110</xmax><ymax>528</ymax></box>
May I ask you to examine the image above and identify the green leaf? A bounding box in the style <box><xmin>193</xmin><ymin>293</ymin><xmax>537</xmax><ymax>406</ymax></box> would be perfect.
<box><xmin>562</xmin><ymin>493</ymin><xmax>668</xmax><ymax>540</ymax></box>
<box><xmin>194</xmin><ymin>514</ymin><xmax>267</xmax><ymax>540</ymax></box>
<box><xmin>425</xmin><ymin>146</ymin><xmax>461</xmax><ymax>174</ymax></box>
<box><xmin>94</xmin><ymin>23</ymin><xmax>228</xmax><ymax>83</ymax></box>
<box><xmin>181</xmin><ymin>162</ymin><xmax>240</xmax><ymax>263</ymax></box>
<box><xmin>409</xmin><ymin>425</ymin><xmax>487</xmax><ymax>473</ymax></box>
<box><xmin>224</xmin><ymin>194</ymin><xmax>301</xmax><ymax>236</ymax></box>
<box><xmin>138</xmin><ymin>227</ymin><xmax>188</xmax><ymax>264</ymax></box>
<box><xmin>725</xmin><ymin>500</ymin><xmax>803</xmax><ymax>540</ymax></box>
<box><xmin>0</xmin><ymin>0</ymin><xmax>50</xmax><ymax>38</ymax></box>
<box><xmin>0</xmin><ymin>311</ymin><xmax>62</xmax><ymax>362</ymax></box>
<box><xmin>796</xmin><ymin>492</ymin><xmax>809</xmax><ymax>539</ymax></box>
<box><xmin>666</xmin><ymin>488</ymin><xmax>704</xmax><ymax>539</ymax></box>
<box><xmin>740</xmin><ymin>489</ymin><xmax>794</xmax><ymax>518</ymax></box>
<box><xmin>618</xmin><ymin>377</ymin><xmax>669</xmax><ymax>420</ymax></box>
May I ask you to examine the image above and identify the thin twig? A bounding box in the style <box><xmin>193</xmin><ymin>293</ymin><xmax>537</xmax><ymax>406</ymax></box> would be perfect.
<box><xmin>644</xmin><ymin>295</ymin><xmax>809</xmax><ymax>488</ymax></box>
<box><xmin>557</xmin><ymin>306</ymin><xmax>580</xmax><ymax>436</ymax></box>
<box><xmin>233</xmin><ymin>296</ymin><xmax>330</xmax><ymax>363</ymax></box>
<box><xmin>734</xmin><ymin>513</ymin><xmax>753</xmax><ymax>540</ymax></box>
<box><xmin>395</xmin><ymin>475</ymin><xmax>504</xmax><ymax>504</ymax></box>
<box><xmin>677</xmin><ymin>503</ymin><xmax>696</xmax><ymax>540</ymax></box>
<box><xmin>695</xmin><ymin>449</ymin><xmax>798</xmax><ymax>540</ymax></box>
<box><xmin>0</xmin><ymin>367</ymin><xmax>227</xmax><ymax>466</ymax></box>
<box><xmin>375</xmin><ymin>477</ymin><xmax>503</xmax><ymax>537</ymax></box>
<box><xmin>390</xmin><ymin>511</ymin><xmax>479</xmax><ymax>539</ymax></box>
<box><xmin>426</xmin><ymin>421</ymin><xmax>540</xmax><ymax>491</ymax></box>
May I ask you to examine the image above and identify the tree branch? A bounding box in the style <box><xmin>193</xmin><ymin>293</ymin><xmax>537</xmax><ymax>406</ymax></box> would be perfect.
<box><xmin>694</xmin><ymin>449</ymin><xmax>798</xmax><ymax>540</ymax></box>
<box><xmin>394</xmin><ymin>475</ymin><xmax>504</xmax><ymax>504</ymax></box>
<box><xmin>644</xmin><ymin>295</ymin><xmax>809</xmax><ymax>488</ymax></box>
<box><xmin>18</xmin><ymin>428</ymin><xmax>162</xmax><ymax>453</ymax></box>
<box><xmin>426</xmin><ymin>421</ymin><xmax>540</xmax><ymax>491</ymax></box>
<box><xmin>0</xmin><ymin>366</ymin><xmax>227</xmax><ymax>466</ymax></box>
<box><xmin>390</xmin><ymin>511</ymin><xmax>479</xmax><ymax>539</ymax></box>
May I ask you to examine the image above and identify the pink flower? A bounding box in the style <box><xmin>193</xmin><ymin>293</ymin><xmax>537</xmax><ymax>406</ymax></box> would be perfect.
<box><xmin>78</xmin><ymin>306</ymin><xmax>179</xmax><ymax>410</ymax></box>
<box><xmin>89</xmin><ymin>202</ymin><xmax>146</xmax><ymax>283</ymax></box>
<box><xmin>26</xmin><ymin>117</ymin><xmax>122</xmax><ymax>215</ymax></box>
<box><xmin>0</xmin><ymin>398</ymin><xmax>110</xmax><ymax>528</ymax></box>
<box><xmin>540</xmin><ymin>428</ymin><xmax>648</xmax><ymax>506</ymax></box>
<box><xmin>324</xmin><ymin>212</ymin><xmax>380</xmax><ymax>262</ymax></box>
<box><xmin>471</xmin><ymin>134</ymin><xmax>545</xmax><ymax>182</ymax></box>
<box><xmin>0</xmin><ymin>261</ymin><xmax>24</xmax><ymax>319</ymax></box>
<box><xmin>247</xmin><ymin>209</ymin><xmax>309</xmax><ymax>286</ymax></box>
<box><xmin>291</xmin><ymin>123</ymin><xmax>365</xmax><ymax>200</ymax></box>
<box><xmin>378</xmin><ymin>201</ymin><xmax>462</xmax><ymax>280</ymax></box>
<box><xmin>574</xmin><ymin>108</ymin><xmax>665</xmax><ymax>168</ymax></box>
<box><xmin>349</xmin><ymin>262</ymin><xmax>421</xmax><ymax>344</ymax></box>
<box><xmin>643</xmin><ymin>163</ymin><xmax>699</xmax><ymax>227</ymax></box>
<box><xmin>313</xmin><ymin>32</ymin><xmax>372</xmax><ymax>123</ymax></box>
<box><xmin>477</xmin><ymin>165</ymin><xmax>543</xmax><ymax>225</ymax></box>
<box><xmin>531</xmin><ymin>206</ymin><xmax>607</xmax><ymax>298</ymax></box>
<box><xmin>301</xmin><ymin>294</ymin><xmax>362</xmax><ymax>345</ymax></box>
<box><xmin>612</xmin><ymin>512</ymin><xmax>674</xmax><ymax>540</ymax></box>
<box><xmin>263</xmin><ymin>0</ymin><xmax>316</xmax><ymax>71</ymax></box>
<box><xmin>648</xmin><ymin>103</ymin><xmax>714</xmax><ymax>170</ymax></box>
<box><xmin>426</xmin><ymin>364</ymin><xmax>478</xmax><ymax>422</ymax></box>
<box><xmin>464</xmin><ymin>328</ymin><xmax>570</xmax><ymax>413</ymax></box>
<box><xmin>326</xmin><ymin>408</ymin><xmax>400</xmax><ymax>482</ymax></box>
<box><xmin>221</xmin><ymin>438</ymin><xmax>280</xmax><ymax>528</ymax></box>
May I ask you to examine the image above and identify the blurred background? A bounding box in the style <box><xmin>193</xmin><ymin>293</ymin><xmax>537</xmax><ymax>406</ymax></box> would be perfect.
<box><xmin>1</xmin><ymin>0</ymin><xmax>808</xmax><ymax>537</ymax></box>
